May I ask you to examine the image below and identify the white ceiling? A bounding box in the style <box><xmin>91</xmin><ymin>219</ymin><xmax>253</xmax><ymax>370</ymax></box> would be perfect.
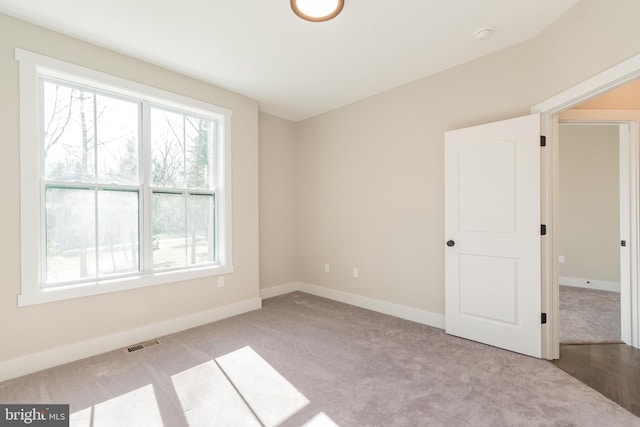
<box><xmin>0</xmin><ymin>0</ymin><xmax>580</xmax><ymax>122</ymax></box>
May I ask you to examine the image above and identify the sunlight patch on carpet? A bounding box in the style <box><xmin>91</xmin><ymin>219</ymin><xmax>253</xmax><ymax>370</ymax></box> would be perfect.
<box><xmin>303</xmin><ymin>412</ymin><xmax>340</xmax><ymax>426</ymax></box>
<box><xmin>93</xmin><ymin>385</ymin><xmax>162</xmax><ymax>427</ymax></box>
<box><xmin>216</xmin><ymin>346</ymin><xmax>310</xmax><ymax>427</ymax></box>
<box><xmin>172</xmin><ymin>360</ymin><xmax>261</xmax><ymax>426</ymax></box>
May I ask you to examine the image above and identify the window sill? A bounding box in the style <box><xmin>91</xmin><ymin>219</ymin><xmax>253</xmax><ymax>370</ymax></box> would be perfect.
<box><xmin>17</xmin><ymin>264</ymin><xmax>234</xmax><ymax>307</ymax></box>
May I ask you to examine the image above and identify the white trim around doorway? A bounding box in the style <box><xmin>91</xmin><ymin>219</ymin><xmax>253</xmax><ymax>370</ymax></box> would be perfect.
<box><xmin>532</xmin><ymin>53</ymin><xmax>640</xmax><ymax>359</ymax></box>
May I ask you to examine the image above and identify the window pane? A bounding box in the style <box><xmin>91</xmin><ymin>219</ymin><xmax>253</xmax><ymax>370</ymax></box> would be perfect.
<box><xmin>187</xmin><ymin>194</ymin><xmax>215</xmax><ymax>265</ymax></box>
<box><xmin>43</xmin><ymin>81</ymin><xmax>96</xmax><ymax>182</ymax></box>
<box><xmin>98</xmin><ymin>190</ymin><xmax>139</xmax><ymax>276</ymax></box>
<box><xmin>152</xmin><ymin>192</ymin><xmax>186</xmax><ymax>268</ymax></box>
<box><xmin>45</xmin><ymin>187</ymin><xmax>96</xmax><ymax>284</ymax></box>
<box><xmin>185</xmin><ymin>117</ymin><xmax>215</xmax><ymax>189</ymax></box>
<box><xmin>96</xmin><ymin>95</ymin><xmax>139</xmax><ymax>185</ymax></box>
<box><xmin>151</xmin><ymin>108</ymin><xmax>185</xmax><ymax>188</ymax></box>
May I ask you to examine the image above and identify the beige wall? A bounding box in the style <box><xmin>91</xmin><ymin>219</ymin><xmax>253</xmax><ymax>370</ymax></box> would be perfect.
<box><xmin>528</xmin><ymin>0</ymin><xmax>640</xmax><ymax>106</ymax></box>
<box><xmin>558</xmin><ymin>125</ymin><xmax>620</xmax><ymax>283</ymax></box>
<box><xmin>292</xmin><ymin>0</ymin><xmax>640</xmax><ymax>315</ymax></box>
<box><xmin>258</xmin><ymin>112</ymin><xmax>298</xmax><ymax>289</ymax></box>
<box><xmin>0</xmin><ymin>13</ymin><xmax>260</xmax><ymax>362</ymax></box>
<box><xmin>295</xmin><ymin>46</ymin><xmax>532</xmax><ymax>313</ymax></box>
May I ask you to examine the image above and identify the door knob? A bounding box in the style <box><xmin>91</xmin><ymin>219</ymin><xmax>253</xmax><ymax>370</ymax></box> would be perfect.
<box><xmin>446</xmin><ymin>240</ymin><xmax>455</xmax><ymax>247</ymax></box>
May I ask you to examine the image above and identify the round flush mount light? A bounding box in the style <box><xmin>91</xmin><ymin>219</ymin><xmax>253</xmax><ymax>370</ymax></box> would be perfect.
<box><xmin>291</xmin><ymin>0</ymin><xmax>344</xmax><ymax>22</ymax></box>
<box><xmin>473</xmin><ymin>28</ymin><xmax>493</xmax><ymax>41</ymax></box>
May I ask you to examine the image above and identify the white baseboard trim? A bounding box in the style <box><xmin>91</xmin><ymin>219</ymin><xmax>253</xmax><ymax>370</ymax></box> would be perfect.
<box><xmin>260</xmin><ymin>282</ymin><xmax>301</xmax><ymax>299</ymax></box>
<box><xmin>559</xmin><ymin>276</ymin><xmax>621</xmax><ymax>293</ymax></box>
<box><xmin>261</xmin><ymin>282</ymin><xmax>445</xmax><ymax>329</ymax></box>
<box><xmin>0</xmin><ymin>297</ymin><xmax>262</xmax><ymax>383</ymax></box>
<box><xmin>260</xmin><ymin>281</ymin><xmax>445</xmax><ymax>329</ymax></box>
<box><xmin>297</xmin><ymin>282</ymin><xmax>445</xmax><ymax>330</ymax></box>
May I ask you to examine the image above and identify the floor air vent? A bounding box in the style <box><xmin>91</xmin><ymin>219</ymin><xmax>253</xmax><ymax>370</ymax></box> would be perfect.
<box><xmin>126</xmin><ymin>339</ymin><xmax>161</xmax><ymax>353</ymax></box>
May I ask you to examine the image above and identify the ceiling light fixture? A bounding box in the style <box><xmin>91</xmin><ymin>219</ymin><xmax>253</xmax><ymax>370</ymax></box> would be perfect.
<box><xmin>291</xmin><ymin>0</ymin><xmax>344</xmax><ymax>22</ymax></box>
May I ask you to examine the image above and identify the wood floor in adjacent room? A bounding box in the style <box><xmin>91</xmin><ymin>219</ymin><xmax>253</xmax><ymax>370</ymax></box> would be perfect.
<box><xmin>551</xmin><ymin>343</ymin><xmax>640</xmax><ymax>417</ymax></box>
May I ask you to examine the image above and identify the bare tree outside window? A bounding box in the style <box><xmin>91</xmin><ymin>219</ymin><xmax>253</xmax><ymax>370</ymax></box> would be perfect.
<box><xmin>40</xmin><ymin>78</ymin><xmax>218</xmax><ymax>288</ymax></box>
<box><xmin>43</xmin><ymin>81</ymin><xmax>139</xmax><ymax>284</ymax></box>
<box><xmin>17</xmin><ymin>50</ymin><xmax>231</xmax><ymax>306</ymax></box>
<box><xmin>150</xmin><ymin>107</ymin><xmax>216</xmax><ymax>269</ymax></box>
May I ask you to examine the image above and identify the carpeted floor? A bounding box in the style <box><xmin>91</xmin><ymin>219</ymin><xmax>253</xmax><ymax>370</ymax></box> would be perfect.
<box><xmin>560</xmin><ymin>285</ymin><xmax>621</xmax><ymax>344</ymax></box>
<box><xmin>1</xmin><ymin>292</ymin><xmax>638</xmax><ymax>426</ymax></box>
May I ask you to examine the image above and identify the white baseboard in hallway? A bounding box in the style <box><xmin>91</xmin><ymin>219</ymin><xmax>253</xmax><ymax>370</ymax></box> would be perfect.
<box><xmin>0</xmin><ymin>297</ymin><xmax>262</xmax><ymax>383</ymax></box>
<box><xmin>559</xmin><ymin>276</ymin><xmax>620</xmax><ymax>293</ymax></box>
<box><xmin>261</xmin><ymin>281</ymin><xmax>445</xmax><ymax>330</ymax></box>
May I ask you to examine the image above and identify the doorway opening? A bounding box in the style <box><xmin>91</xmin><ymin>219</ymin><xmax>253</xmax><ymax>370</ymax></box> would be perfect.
<box><xmin>532</xmin><ymin>61</ymin><xmax>640</xmax><ymax>417</ymax></box>
<box><xmin>557</xmin><ymin>121</ymin><xmax>630</xmax><ymax>345</ymax></box>
<box><xmin>533</xmin><ymin>53</ymin><xmax>640</xmax><ymax>360</ymax></box>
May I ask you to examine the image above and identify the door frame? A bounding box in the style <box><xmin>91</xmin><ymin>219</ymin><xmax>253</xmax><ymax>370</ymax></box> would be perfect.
<box><xmin>557</xmin><ymin>119</ymin><xmax>637</xmax><ymax>347</ymax></box>
<box><xmin>532</xmin><ymin>52</ymin><xmax>640</xmax><ymax>359</ymax></box>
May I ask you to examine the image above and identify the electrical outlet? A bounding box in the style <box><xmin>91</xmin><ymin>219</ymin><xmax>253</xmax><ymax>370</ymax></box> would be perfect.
<box><xmin>324</xmin><ymin>263</ymin><xmax>330</xmax><ymax>273</ymax></box>
<box><xmin>353</xmin><ymin>267</ymin><xmax>359</xmax><ymax>278</ymax></box>
<box><xmin>218</xmin><ymin>277</ymin><xmax>225</xmax><ymax>288</ymax></box>
<box><xmin>558</xmin><ymin>256</ymin><xmax>565</xmax><ymax>264</ymax></box>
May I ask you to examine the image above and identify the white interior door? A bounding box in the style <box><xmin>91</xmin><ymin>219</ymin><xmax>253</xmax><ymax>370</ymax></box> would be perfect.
<box><xmin>445</xmin><ymin>114</ymin><xmax>541</xmax><ymax>358</ymax></box>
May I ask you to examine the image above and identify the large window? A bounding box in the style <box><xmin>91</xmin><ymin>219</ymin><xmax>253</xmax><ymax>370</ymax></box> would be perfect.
<box><xmin>17</xmin><ymin>49</ymin><xmax>233</xmax><ymax>306</ymax></box>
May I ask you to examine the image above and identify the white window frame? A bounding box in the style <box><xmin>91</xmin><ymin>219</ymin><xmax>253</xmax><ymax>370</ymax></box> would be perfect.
<box><xmin>16</xmin><ymin>48</ymin><xmax>234</xmax><ymax>306</ymax></box>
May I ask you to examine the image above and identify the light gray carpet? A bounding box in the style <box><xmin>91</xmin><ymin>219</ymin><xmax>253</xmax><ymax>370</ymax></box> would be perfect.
<box><xmin>1</xmin><ymin>292</ymin><xmax>638</xmax><ymax>426</ymax></box>
<box><xmin>560</xmin><ymin>285</ymin><xmax>621</xmax><ymax>344</ymax></box>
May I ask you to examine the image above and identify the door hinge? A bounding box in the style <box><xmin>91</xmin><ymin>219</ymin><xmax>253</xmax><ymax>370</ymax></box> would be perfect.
<box><xmin>541</xmin><ymin>313</ymin><xmax>547</xmax><ymax>324</ymax></box>
<box><xmin>621</xmin><ymin>240</ymin><xmax>627</xmax><ymax>247</ymax></box>
<box><xmin>540</xmin><ymin>135</ymin><xmax>546</xmax><ymax>147</ymax></box>
<box><xmin>541</xmin><ymin>224</ymin><xmax>547</xmax><ymax>236</ymax></box>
